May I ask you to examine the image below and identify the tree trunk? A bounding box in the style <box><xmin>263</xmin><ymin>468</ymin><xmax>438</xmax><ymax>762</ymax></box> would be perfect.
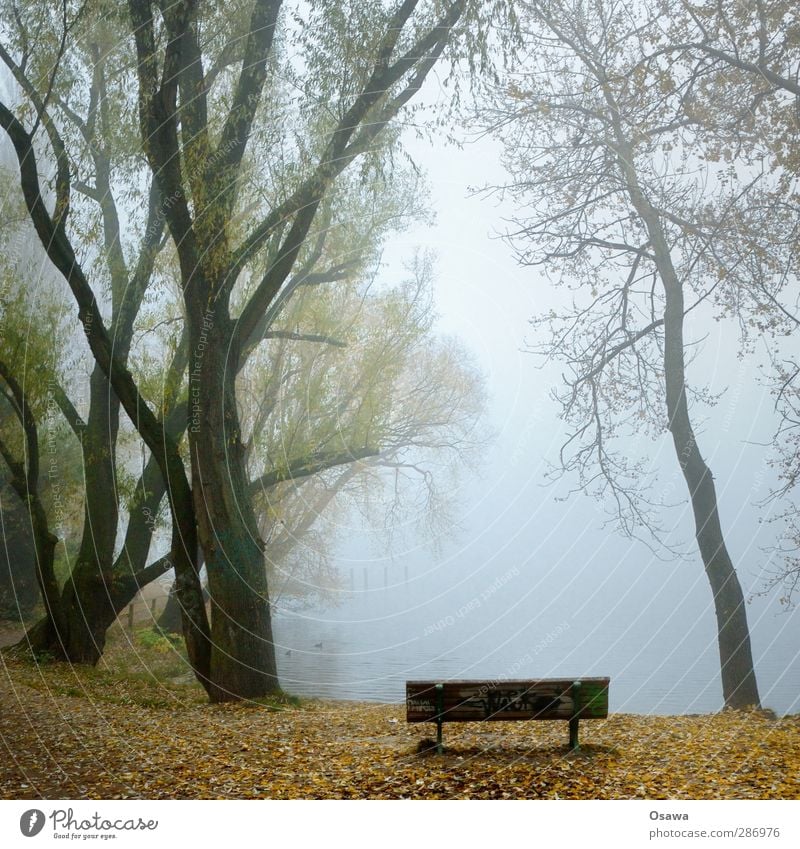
<box><xmin>661</xmin><ymin>280</ymin><xmax>761</xmax><ymax>709</ymax></box>
<box><xmin>49</xmin><ymin>571</ymin><xmax>122</xmax><ymax>663</ymax></box>
<box><xmin>618</xmin><ymin>155</ymin><xmax>761</xmax><ymax>710</ymax></box>
<box><xmin>157</xmin><ymin>585</ymin><xmax>183</xmax><ymax>634</ymax></box>
<box><xmin>16</xmin><ymin>581</ymin><xmax>120</xmax><ymax>663</ymax></box>
<box><xmin>158</xmin><ymin>567</ymin><xmax>208</xmax><ymax>635</ymax></box>
<box><xmin>16</xmin><ymin>567</ymin><xmax>164</xmax><ymax>663</ymax></box>
<box><xmin>0</xmin><ymin>482</ymin><xmax>40</xmax><ymax>617</ymax></box>
<box><xmin>75</xmin><ymin>356</ymin><xmax>121</xmax><ymax>570</ymax></box>
<box><xmin>188</xmin><ymin>306</ymin><xmax>278</xmax><ymax>701</ymax></box>
<box><xmin>18</xmin><ymin>503</ymin><xmax>62</xmax><ymax>654</ymax></box>
<box><xmin>48</xmin><ymin>364</ymin><xmax>122</xmax><ymax>662</ymax></box>
<box><xmin>613</xmin><ymin>133</ymin><xmax>761</xmax><ymax>709</ymax></box>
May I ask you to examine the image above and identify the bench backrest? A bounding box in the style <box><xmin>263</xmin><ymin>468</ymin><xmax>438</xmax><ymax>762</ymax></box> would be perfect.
<box><xmin>406</xmin><ymin>678</ymin><xmax>609</xmax><ymax>722</ymax></box>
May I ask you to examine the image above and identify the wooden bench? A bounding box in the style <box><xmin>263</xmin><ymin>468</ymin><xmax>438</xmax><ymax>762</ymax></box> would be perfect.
<box><xmin>406</xmin><ymin>677</ymin><xmax>610</xmax><ymax>753</ymax></box>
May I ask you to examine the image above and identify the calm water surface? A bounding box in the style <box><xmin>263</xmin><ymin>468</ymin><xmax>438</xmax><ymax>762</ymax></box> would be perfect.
<box><xmin>272</xmin><ymin>559</ymin><xmax>800</xmax><ymax>716</ymax></box>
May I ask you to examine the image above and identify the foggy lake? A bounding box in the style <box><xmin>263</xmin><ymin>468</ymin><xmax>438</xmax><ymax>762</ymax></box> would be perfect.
<box><xmin>266</xmin><ymin>150</ymin><xmax>800</xmax><ymax>718</ymax></box>
<box><xmin>272</xmin><ymin>533</ymin><xmax>800</xmax><ymax>716</ymax></box>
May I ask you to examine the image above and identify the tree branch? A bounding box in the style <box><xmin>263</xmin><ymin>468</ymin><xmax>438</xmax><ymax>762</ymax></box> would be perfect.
<box><xmin>49</xmin><ymin>380</ymin><xmax>87</xmax><ymax>439</ymax></box>
<box><xmin>214</xmin><ymin>0</ymin><xmax>282</xmax><ymax>190</ymax></box>
<box><xmin>260</xmin><ymin>330</ymin><xmax>346</xmax><ymax>348</ymax></box>
<box><xmin>248</xmin><ymin>447</ymin><xmax>378</xmax><ymax>496</ymax></box>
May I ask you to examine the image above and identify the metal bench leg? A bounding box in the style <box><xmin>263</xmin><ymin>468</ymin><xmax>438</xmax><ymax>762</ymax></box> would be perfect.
<box><xmin>569</xmin><ymin>680</ymin><xmax>582</xmax><ymax>750</ymax></box>
<box><xmin>435</xmin><ymin>683</ymin><xmax>444</xmax><ymax>754</ymax></box>
<box><xmin>569</xmin><ymin>716</ymin><xmax>579</xmax><ymax>750</ymax></box>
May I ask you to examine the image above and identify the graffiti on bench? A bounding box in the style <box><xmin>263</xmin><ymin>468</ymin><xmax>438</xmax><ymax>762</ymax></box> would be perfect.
<box><xmin>405</xmin><ymin>679</ymin><xmax>600</xmax><ymax>722</ymax></box>
<box><xmin>458</xmin><ymin>686</ymin><xmax>571</xmax><ymax>717</ymax></box>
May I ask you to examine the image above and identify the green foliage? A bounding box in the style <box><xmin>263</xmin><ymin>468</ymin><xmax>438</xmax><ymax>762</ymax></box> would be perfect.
<box><xmin>136</xmin><ymin>626</ymin><xmax>182</xmax><ymax>653</ymax></box>
<box><xmin>243</xmin><ymin>252</ymin><xmax>488</xmax><ymax>606</ymax></box>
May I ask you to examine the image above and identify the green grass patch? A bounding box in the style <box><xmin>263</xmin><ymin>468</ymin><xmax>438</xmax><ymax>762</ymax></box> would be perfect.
<box><xmin>245</xmin><ymin>690</ymin><xmax>305</xmax><ymax>711</ymax></box>
<box><xmin>2</xmin><ymin>623</ymin><xmax>309</xmax><ymax>712</ymax></box>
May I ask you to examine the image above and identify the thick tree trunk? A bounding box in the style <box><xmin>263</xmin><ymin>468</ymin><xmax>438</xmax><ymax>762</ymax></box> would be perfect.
<box><xmin>18</xmin><ymin>605</ymin><xmax>112</xmax><ymax>664</ymax></box>
<box><xmin>16</xmin><ymin>567</ymin><xmax>164</xmax><ymax>663</ymax></box>
<box><xmin>16</xmin><ymin>577</ymin><xmax>122</xmax><ymax>663</ymax></box>
<box><xmin>16</xmin><ymin>407</ymin><xmax>180</xmax><ymax>666</ymax></box>
<box><xmin>17</xmin><ymin>365</ymin><xmax>123</xmax><ymax>664</ymax></box>
<box><xmin>188</xmin><ymin>307</ymin><xmax>278</xmax><ymax>701</ymax></box>
<box><xmin>42</xmin><ymin>571</ymin><xmax>122</xmax><ymax>663</ymax></box>
<box><xmin>75</xmin><ymin>359</ymin><xmax>121</xmax><ymax>568</ymax></box>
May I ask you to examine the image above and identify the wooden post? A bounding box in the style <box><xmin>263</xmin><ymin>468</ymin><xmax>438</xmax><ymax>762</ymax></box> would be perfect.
<box><xmin>435</xmin><ymin>683</ymin><xmax>444</xmax><ymax>755</ymax></box>
<box><xmin>150</xmin><ymin>598</ymin><xmax>157</xmax><ymax>616</ymax></box>
<box><xmin>127</xmin><ymin>602</ymin><xmax>134</xmax><ymax>630</ymax></box>
<box><xmin>569</xmin><ymin>680</ymin><xmax>582</xmax><ymax>750</ymax></box>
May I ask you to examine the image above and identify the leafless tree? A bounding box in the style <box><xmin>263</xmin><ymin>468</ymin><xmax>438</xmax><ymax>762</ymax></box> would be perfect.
<box><xmin>475</xmin><ymin>0</ymin><xmax>797</xmax><ymax>707</ymax></box>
